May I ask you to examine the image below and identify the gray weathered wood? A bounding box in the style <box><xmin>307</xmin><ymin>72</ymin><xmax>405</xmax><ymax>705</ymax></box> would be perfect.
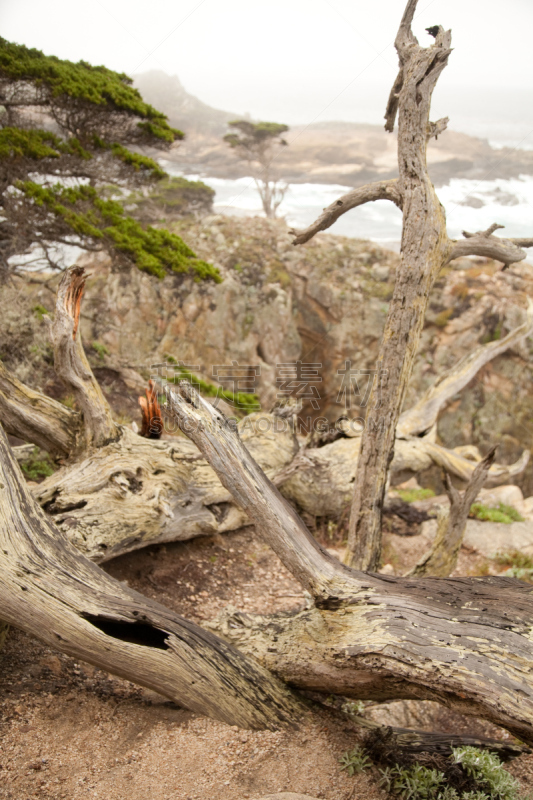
<box><xmin>167</xmin><ymin>379</ymin><xmax>533</xmax><ymax>744</ymax></box>
<box><xmin>0</xmin><ymin>361</ymin><xmax>79</xmax><ymax>456</ymax></box>
<box><xmin>407</xmin><ymin>447</ymin><xmax>496</xmax><ymax>577</ymax></box>
<box><xmin>0</xmin><ymin>422</ymin><xmax>301</xmax><ymax>728</ymax></box>
<box><xmin>290</xmin><ymin>1</ymin><xmax>533</xmax><ymax>572</ymax></box>
<box><xmin>49</xmin><ymin>266</ymin><xmax>119</xmax><ymax>451</ymax></box>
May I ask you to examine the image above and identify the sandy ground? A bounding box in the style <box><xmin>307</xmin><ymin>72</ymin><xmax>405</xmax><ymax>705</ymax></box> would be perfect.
<box><xmin>1</xmin><ymin>526</ymin><xmax>532</xmax><ymax>800</ymax></box>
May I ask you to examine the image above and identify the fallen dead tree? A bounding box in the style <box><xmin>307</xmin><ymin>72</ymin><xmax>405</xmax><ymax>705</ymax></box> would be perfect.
<box><xmin>3</xmin><ymin>380</ymin><xmax>533</xmax><ymax>742</ymax></box>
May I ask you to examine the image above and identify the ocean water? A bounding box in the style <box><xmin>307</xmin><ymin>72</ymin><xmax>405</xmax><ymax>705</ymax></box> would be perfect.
<box><xmin>175</xmin><ymin>171</ymin><xmax>533</xmax><ymax>249</ymax></box>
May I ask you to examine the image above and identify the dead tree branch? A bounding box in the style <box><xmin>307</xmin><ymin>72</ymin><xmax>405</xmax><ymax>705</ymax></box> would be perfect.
<box><xmin>289</xmin><ymin>180</ymin><xmax>402</xmax><ymax>245</ymax></box>
<box><xmin>397</xmin><ymin>298</ymin><xmax>533</xmax><ymax>437</ymax></box>
<box><xmin>448</xmin><ymin>225</ymin><xmax>533</xmax><ymax>268</ymax></box>
<box><xmin>407</xmin><ymin>447</ymin><xmax>496</xmax><ymax>577</ymax></box>
<box><xmin>0</xmin><ymin>361</ymin><xmax>79</xmax><ymax>457</ymax></box>
<box><xmin>0</xmin><ymin>423</ymin><xmax>301</xmax><ymax>728</ymax></box>
<box><xmin>49</xmin><ymin>266</ymin><xmax>119</xmax><ymax>451</ymax></box>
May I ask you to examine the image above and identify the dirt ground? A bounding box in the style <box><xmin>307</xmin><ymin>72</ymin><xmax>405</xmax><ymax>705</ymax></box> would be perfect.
<box><xmin>1</xmin><ymin>526</ymin><xmax>532</xmax><ymax>800</ymax></box>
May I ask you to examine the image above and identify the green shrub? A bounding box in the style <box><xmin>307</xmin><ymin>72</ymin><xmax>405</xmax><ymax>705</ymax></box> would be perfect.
<box><xmin>339</xmin><ymin>746</ymin><xmax>371</xmax><ymax>775</ymax></box>
<box><xmin>452</xmin><ymin>746</ymin><xmax>524</xmax><ymax>800</ymax></box>
<box><xmin>397</xmin><ymin>488</ymin><xmax>435</xmax><ymax>503</ymax></box>
<box><xmin>20</xmin><ymin>448</ymin><xmax>55</xmax><ymax>481</ymax></box>
<box><xmin>469</xmin><ymin>503</ymin><xmax>524</xmax><ymax>524</ymax></box>
<box><xmin>92</xmin><ymin>341</ymin><xmax>109</xmax><ymax>360</ymax></box>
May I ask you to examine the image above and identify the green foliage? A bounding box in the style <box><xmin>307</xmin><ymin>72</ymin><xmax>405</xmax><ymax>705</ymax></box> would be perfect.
<box><xmin>379</xmin><ymin>763</ymin><xmax>446</xmax><ymax>799</ymax></box>
<box><xmin>397</xmin><ymin>488</ymin><xmax>435</xmax><ymax>503</ymax></box>
<box><xmin>0</xmin><ymin>127</ymin><xmax>91</xmax><ymax>161</ymax></box>
<box><xmin>434</xmin><ymin>308</ymin><xmax>454</xmax><ymax>327</ymax></box>
<box><xmin>32</xmin><ymin>304</ymin><xmax>48</xmax><ymax>321</ymax></box>
<box><xmin>469</xmin><ymin>503</ymin><xmax>524</xmax><ymax>524</ymax></box>
<box><xmin>339</xmin><ymin>747</ymin><xmax>371</xmax><ymax>776</ymax></box>
<box><xmin>163</xmin><ymin>358</ymin><xmax>260</xmax><ymax>414</ymax></box>
<box><xmin>0</xmin><ymin>38</ymin><xmax>183</xmax><ymax>142</ymax></box>
<box><xmin>341</xmin><ymin>700</ymin><xmax>366</xmax><ymax>718</ymax></box>
<box><xmin>224</xmin><ymin>119</ymin><xmax>289</xmax><ymax>149</ymax></box>
<box><xmin>18</xmin><ymin>181</ymin><xmax>220</xmax><ymax>281</ymax></box>
<box><xmin>495</xmin><ymin>551</ymin><xmax>533</xmax><ymax>570</ymax></box>
<box><xmin>373</xmin><ymin>748</ymin><xmax>525</xmax><ymax>800</ymax></box>
<box><xmin>110</xmin><ymin>143</ymin><xmax>166</xmax><ymax>179</ymax></box>
<box><xmin>452</xmin><ymin>746</ymin><xmax>523</xmax><ymax>799</ymax></box>
<box><xmin>91</xmin><ymin>341</ymin><xmax>109</xmax><ymax>361</ymax></box>
<box><xmin>143</xmin><ymin>176</ymin><xmax>215</xmax><ymax>215</ymax></box>
<box><xmin>20</xmin><ymin>448</ymin><xmax>55</xmax><ymax>481</ymax></box>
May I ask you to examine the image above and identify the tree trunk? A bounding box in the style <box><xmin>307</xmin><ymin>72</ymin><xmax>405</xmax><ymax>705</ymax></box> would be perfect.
<box><xmin>345</xmin><ymin>13</ymin><xmax>453</xmax><ymax>571</ymax></box>
<box><xmin>166</xmin><ymin>381</ymin><xmax>533</xmax><ymax>744</ymax></box>
<box><xmin>0</xmin><ymin>423</ymin><xmax>300</xmax><ymax>729</ymax></box>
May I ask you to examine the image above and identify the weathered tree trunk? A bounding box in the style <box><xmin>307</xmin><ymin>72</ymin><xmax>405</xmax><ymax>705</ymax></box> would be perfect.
<box><xmin>0</xmin><ymin>422</ymin><xmax>300</xmax><ymax>728</ymax></box>
<box><xmin>166</xmin><ymin>381</ymin><xmax>533</xmax><ymax>744</ymax></box>
<box><xmin>290</xmin><ymin>2</ymin><xmax>533</xmax><ymax>572</ymax></box>
<box><xmin>49</xmin><ymin>266</ymin><xmax>119</xmax><ymax>452</ymax></box>
<box><xmin>0</xmin><ymin>361</ymin><xmax>79</xmax><ymax>457</ymax></box>
<box><xmin>345</xmin><ymin>12</ymin><xmax>453</xmax><ymax>571</ymax></box>
<box><xmin>407</xmin><ymin>447</ymin><xmax>496</xmax><ymax>577</ymax></box>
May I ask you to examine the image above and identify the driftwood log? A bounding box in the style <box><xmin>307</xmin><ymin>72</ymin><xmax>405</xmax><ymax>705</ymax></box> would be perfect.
<box><xmin>290</xmin><ymin>0</ymin><xmax>533</xmax><ymax>572</ymax></box>
<box><xmin>0</xmin><ymin>422</ymin><xmax>301</xmax><ymax>729</ymax></box>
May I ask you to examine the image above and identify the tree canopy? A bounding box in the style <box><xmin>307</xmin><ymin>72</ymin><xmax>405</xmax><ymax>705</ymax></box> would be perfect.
<box><xmin>0</xmin><ymin>39</ymin><xmax>220</xmax><ymax>282</ymax></box>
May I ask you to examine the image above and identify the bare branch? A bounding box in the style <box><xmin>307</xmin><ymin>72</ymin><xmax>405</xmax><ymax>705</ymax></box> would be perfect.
<box><xmin>422</xmin><ymin>440</ymin><xmax>529</xmax><ymax>486</ymax></box>
<box><xmin>395</xmin><ymin>0</ymin><xmax>420</xmax><ymax>56</ymax></box>
<box><xmin>49</xmin><ymin>266</ymin><xmax>119</xmax><ymax>451</ymax></box>
<box><xmin>165</xmin><ymin>382</ymin><xmax>352</xmax><ymax>599</ymax></box>
<box><xmin>290</xmin><ymin>179</ymin><xmax>402</xmax><ymax>246</ymax></box>
<box><xmin>407</xmin><ymin>447</ymin><xmax>496</xmax><ymax>577</ymax></box>
<box><xmin>427</xmin><ymin>117</ymin><xmax>449</xmax><ymax>140</ymax></box>
<box><xmin>0</xmin><ymin>361</ymin><xmax>80</xmax><ymax>456</ymax></box>
<box><xmin>397</xmin><ymin>298</ymin><xmax>533</xmax><ymax>437</ymax></box>
<box><xmin>448</xmin><ymin>224</ymin><xmax>533</xmax><ymax>268</ymax></box>
<box><xmin>384</xmin><ymin>69</ymin><xmax>405</xmax><ymax>133</ymax></box>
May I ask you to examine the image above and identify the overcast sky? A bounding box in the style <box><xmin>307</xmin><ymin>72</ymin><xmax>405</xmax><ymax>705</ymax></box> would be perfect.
<box><xmin>2</xmin><ymin>0</ymin><xmax>533</xmax><ymax>144</ymax></box>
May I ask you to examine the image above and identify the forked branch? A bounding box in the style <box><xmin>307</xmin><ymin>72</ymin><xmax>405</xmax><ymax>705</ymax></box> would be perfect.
<box><xmin>289</xmin><ymin>179</ymin><xmax>402</xmax><ymax>246</ymax></box>
<box><xmin>407</xmin><ymin>447</ymin><xmax>496</xmax><ymax>577</ymax></box>
<box><xmin>448</xmin><ymin>224</ymin><xmax>533</xmax><ymax>268</ymax></box>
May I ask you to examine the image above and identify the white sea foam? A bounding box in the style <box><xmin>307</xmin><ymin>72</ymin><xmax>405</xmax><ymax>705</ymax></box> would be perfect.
<box><xmin>174</xmin><ymin>169</ymin><xmax>533</xmax><ymax>248</ymax></box>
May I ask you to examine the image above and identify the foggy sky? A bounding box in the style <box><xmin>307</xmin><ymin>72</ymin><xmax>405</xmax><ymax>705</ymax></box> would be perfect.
<box><xmin>2</xmin><ymin>0</ymin><xmax>533</xmax><ymax>144</ymax></box>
